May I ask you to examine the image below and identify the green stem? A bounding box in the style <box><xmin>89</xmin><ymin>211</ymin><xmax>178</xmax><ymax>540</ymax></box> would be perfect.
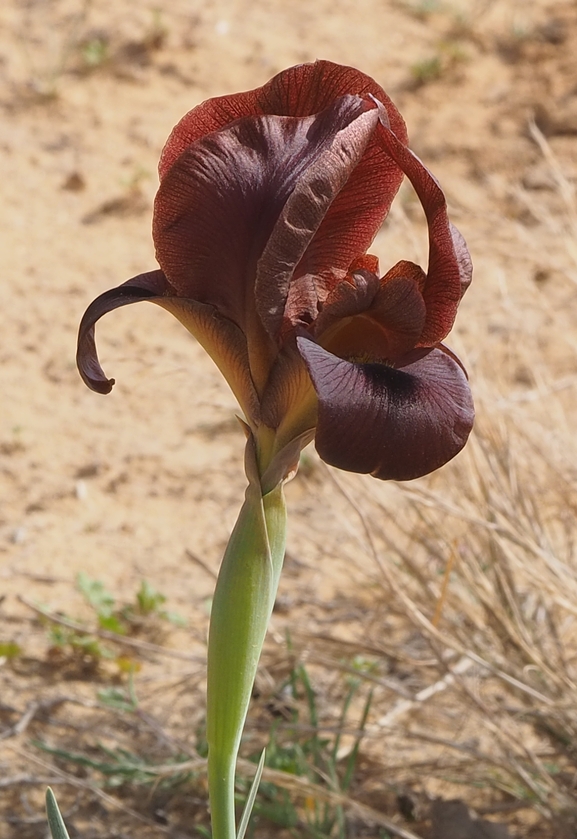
<box><xmin>206</xmin><ymin>446</ymin><xmax>287</xmax><ymax>839</ymax></box>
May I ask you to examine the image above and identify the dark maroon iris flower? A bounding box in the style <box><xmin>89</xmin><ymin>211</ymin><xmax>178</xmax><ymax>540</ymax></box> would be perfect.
<box><xmin>77</xmin><ymin>60</ymin><xmax>474</xmax><ymax>482</ymax></box>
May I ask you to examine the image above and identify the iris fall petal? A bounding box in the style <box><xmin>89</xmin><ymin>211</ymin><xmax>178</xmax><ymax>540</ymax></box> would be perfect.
<box><xmin>297</xmin><ymin>337</ymin><xmax>474</xmax><ymax>481</ymax></box>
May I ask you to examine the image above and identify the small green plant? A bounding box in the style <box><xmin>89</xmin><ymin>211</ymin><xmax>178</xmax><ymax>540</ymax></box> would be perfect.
<box><xmin>0</xmin><ymin>640</ymin><xmax>22</xmax><ymax>660</ymax></box>
<box><xmin>47</xmin><ymin>623</ymin><xmax>110</xmax><ymax>667</ymax></box>
<box><xmin>241</xmin><ymin>657</ymin><xmax>374</xmax><ymax>837</ymax></box>
<box><xmin>79</xmin><ymin>34</ymin><xmax>109</xmax><ymax>70</ymax></box>
<box><xmin>404</xmin><ymin>0</ymin><xmax>441</xmax><ymax>19</ymax></box>
<box><xmin>124</xmin><ymin>579</ymin><xmax>186</xmax><ymax>627</ymax></box>
<box><xmin>410</xmin><ymin>55</ymin><xmax>443</xmax><ymax>86</ymax></box>
<box><xmin>45</xmin><ymin>576</ymin><xmax>184</xmax><ymax>671</ymax></box>
<box><xmin>410</xmin><ymin>39</ymin><xmax>468</xmax><ymax>88</ymax></box>
<box><xmin>76</xmin><ymin>572</ymin><xmax>185</xmax><ymax>632</ymax></box>
<box><xmin>77</xmin><ymin>572</ymin><xmax>123</xmax><ymax>633</ymax></box>
<box><xmin>38</xmin><ymin>741</ymin><xmax>195</xmax><ymax>790</ymax></box>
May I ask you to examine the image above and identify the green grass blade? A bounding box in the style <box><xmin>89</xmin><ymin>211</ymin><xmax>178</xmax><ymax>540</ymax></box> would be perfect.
<box><xmin>45</xmin><ymin>788</ymin><xmax>71</xmax><ymax>839</ymax></box>
<box><xmin>342</xmin><ymin>687</ymin><xmax>374</xmax><ymax>792</ymax></box>
<box><xmin>236</xmin><ymin>748</ymin><xmax>266</xmax><ymax>839</ymax></box>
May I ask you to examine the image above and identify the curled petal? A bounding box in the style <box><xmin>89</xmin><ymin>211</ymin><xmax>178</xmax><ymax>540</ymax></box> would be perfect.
<box><xmin>157</xmin><ymin>63</ymin><xmax>408</xmax><ymax>333</ymax></box>
<box><xmin>297</xmin><ymin>337</ymin><xmax>474</xmax><ymax>481</ymax></box>
<box><xmin>376</xmin><ymin>112</ymin><xmax>472</xmax><ymax>345</ymax></box>
<box><xmin>77</xmin><ymin>271</ymin><xmax>260</xmax><ymax>422</ymax></box>
<box><xmin>77</xmin><ymin>270</ymin><xmax>170</xmax><ymax>394</ymax></box>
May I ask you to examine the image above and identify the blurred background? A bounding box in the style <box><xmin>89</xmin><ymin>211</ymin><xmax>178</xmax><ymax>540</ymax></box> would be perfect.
<box><xmin>1</xmin><ymin>1</ymin><xmax>576</xmax><ymax>836</ymax></box>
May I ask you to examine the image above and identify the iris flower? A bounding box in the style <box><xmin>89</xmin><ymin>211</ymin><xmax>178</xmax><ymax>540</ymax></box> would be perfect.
<box><xmin>77</xmin><ymin>60</ymin><xmax>474</xmax><ymax>487</ymax></box>
<box><xmin>73</xmin><ymin>61</ymin><xmax>475</xmax><ymax>839</ymax></box>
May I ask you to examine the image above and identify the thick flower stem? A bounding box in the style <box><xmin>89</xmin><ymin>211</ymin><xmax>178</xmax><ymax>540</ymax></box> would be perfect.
<box><xmin>206</xmin><ymin>441</ymin><xmax>287</xmax><ymax>839</ymax></box>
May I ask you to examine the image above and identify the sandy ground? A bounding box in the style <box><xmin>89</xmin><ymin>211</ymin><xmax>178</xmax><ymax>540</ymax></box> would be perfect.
<box><xmin>1</xmin><ymin>0</ymin><xmax>577</xmax><ymax>836</ymax></box>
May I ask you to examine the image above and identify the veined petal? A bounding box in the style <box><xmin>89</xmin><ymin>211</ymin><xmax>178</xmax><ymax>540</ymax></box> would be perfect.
<box><xmin>157</xmin><ymin>63</ymin><xmax>408</xmax><ymax>336</ymax></box>
<box><xmin>255</xmin><ymin>100</ymin><xmax>380</xmax><ymax>337</ymax></box>
<box><xmin>159</xmin><ymin>60</ymin><xmax>408</xmax><ymax>178</ymax></box>
<box><xmin>297</xmin><ymin>337</ymin><xmax>474</xmax><ymax>481</ymax></box>
<box><xmin>376</xmin><ymin>110</ymin><xmax>472</xmax><ymax>346</ymax></box>
<box><xmin>260</xmin><ymin>346</ymin><xmax>317</xmax><ymax>444</ymax></box>
<box><xmin>76</xmin><ymin>271</ymin><xmax>260</xmax><ymax>422</ymax></box>
<box><xmin>154</xmin><ymin>100</ymin><xmax>363</xmax><ymax>335</ymax></box>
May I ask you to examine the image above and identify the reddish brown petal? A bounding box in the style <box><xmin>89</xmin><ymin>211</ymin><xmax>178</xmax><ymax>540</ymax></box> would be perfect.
<box><xmin>159</xmin><ymin>60</ymin><xmax>407</xmax><ymax>178</ymax></box>
<box><xmin>348</xmin><ymin>253</ymin><xmax>380</xmax><ymax>274</ymax></box>
<box><xmin>154</xmin><ymin>96</ymin><xmax>386</xmax><ymax>344</ymax></box>
<box><xmin>258</xmin><ymin>64</ymin><xmax>409</xmax><ymax>293</ymax></box>
<box><xmin>376</xmin><ymin>113</ymin><xmax>472</xmax><ymax>346</ymax></box>
<box><xmin>158</xmin><ymin>65</ymin><xmax>407</xmax><ymax>309</ymax></box>
<box><xmin>297</xmin><ymin>338</ymin><xmax>474</xmax><ymax>481</ymax></box>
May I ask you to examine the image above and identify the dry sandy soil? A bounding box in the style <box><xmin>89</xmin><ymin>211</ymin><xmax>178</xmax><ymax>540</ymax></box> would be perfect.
<box><xmin>1</xmin><ymin>0</ymin><xmax>577</xmax><ymax>837</ymax></box>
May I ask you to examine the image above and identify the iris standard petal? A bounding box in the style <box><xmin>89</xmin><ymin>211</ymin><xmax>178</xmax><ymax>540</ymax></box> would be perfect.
<box><xmin>157</xmin><ymin>64</ymin><xmax>408</xmax><ymax>331</ymax></box>
<box><xmin>297</xmin><ymin>337</ymin><xmax>474</xmax><ymax>481</ymax></box>
<box><xmin>159</xmin><ymin>60</ymin><xmax>408</xmax><ymax>178</ymax></box>
<box><xmin>376</xmin><ymin>110</ymin><xmax>472</xmax><ymax>346</ymax></box>
<box><xmin>154</xmin><ymin>100</ymin><xmax>366</xmax><ymax>334</ymax></box>
<box><xmin>255</xmin><ymin>99</ymin><xmax>380</xmax><ymax>338</ymax></box>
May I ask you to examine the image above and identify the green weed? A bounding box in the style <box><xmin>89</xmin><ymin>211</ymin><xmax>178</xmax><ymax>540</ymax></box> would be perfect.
<box><xmin>240</xmin><ymin>656</ymin><xmax>374</xmax><ymax>837</ymax></box>
<box><xmin>45</xmin><ymin>575</ymin><xmax>184</xmax><ymax>672</ymax></box>
<box><xmin>0</xmin><ymin>640</ymin><xmax>22</xmax><ymax>660</ymax></box>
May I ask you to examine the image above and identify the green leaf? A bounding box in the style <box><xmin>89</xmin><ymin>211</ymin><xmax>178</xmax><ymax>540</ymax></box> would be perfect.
<box><xmin>77</xmin><ymin>572</ymin><xmax>115</xmax><ymax>618</ymax></box>
<box><xmin>136</xmin><ymin>579</ymin><xmax>166</xmax><ymax>614</ymax></box>
<box><xmin>0</xmin><ymin>641</ymin><xmax>22</xmax><ymax>658</ymax></box>
<box><xmin>45</xmin><ymin>788</ymin><xmax>71</xmax><ymax>839</ymax></box>
<box><xmin>237</xmin><ymin>749</ymin><xmax>266</xmax><ymax>839</ymax></box>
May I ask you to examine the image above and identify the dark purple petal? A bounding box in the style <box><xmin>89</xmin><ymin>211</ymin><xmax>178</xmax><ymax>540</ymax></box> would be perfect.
<box><xmin>77</xmin><ymin>270</ymin><xmax>170</xmax><ymax>394</ymax></box>
<box><xmin>376</xmin><ymin>110</ymin><xmax>472</xmax><ymax>346</ymax></box>
<box><xmin>297</xmin><ymin>337</ymin><xmax>474</xmax><ymax>481</ymax></box>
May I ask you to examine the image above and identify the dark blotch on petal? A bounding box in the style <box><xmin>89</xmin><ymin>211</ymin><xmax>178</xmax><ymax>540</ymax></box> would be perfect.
<box><xmin>77</xmin><ymin>270</ymin><xmax>169</xmax><ymax>394</ymax></box>
<box><xmin>297</xmin><ymin>337</ymin><xmax>474</xmax><ymax>481</ymax></box>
